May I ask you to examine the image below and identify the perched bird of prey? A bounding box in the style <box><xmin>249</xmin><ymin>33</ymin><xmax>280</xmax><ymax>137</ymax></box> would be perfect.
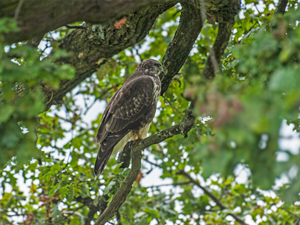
<box><xmin>94</xmin><ymin>59</ymin><xmax>164</xmax><ymax>177</ymax></box>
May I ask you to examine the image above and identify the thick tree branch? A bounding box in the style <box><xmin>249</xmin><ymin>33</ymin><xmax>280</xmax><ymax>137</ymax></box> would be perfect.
<box><xmin>161</xmin><ymin>0</ymin><xmax>241</xmax><ymax>92</ymax></box>
<box><xmin>276</xmin><ymin>0</ymin><xmax>288</xmax><ymax>15</ymax></box>
<box><xmin>161</xmin><ymin>0</ymin><xmax>204</xmax><ymax>94</ymax></box>
<box><xmin>202</xmin><ymin>21</ymin><xmax>235</xmax><ymax>79</ymax></box>
<box><xmin>95</xmin><ymin>143</ymin><xmax>142</xmax><ymax>225</ymax></box>
<box><xmin>42</xmin><ymin>1</ymin><xmax>177</xmax><ymax>110</ymax></box>
<box><xmin>271</xmin><ymin>0</ymin><xmax>288</xmax><ymax>31</ymax></box>
<box><xmin>178</xmin><ymin>171</ymin><xmax>247</xmax><ymax>225</ymax></box>
<box><xmin>200</xmin><ymin>0</ymin><xmax>240</xmax><ymax>79</ymax></box>
<box><xmin>0</xmin><ymin>0</ymin><xmax>177</xmax><ymax>44</ymax></box>
<box><xmin>118</xmin><ymin>141</ymin><xmax>131</xmax><ymax>169</ymax></box>
<box><xmin>95</xmin><ymin>110</ymin><xmax>195</xmax><ymax>225</ymax></box>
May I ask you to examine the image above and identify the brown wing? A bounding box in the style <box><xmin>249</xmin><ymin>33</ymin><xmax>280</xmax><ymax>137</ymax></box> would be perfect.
<box><xmin>94</xmin><ymin>76</ymin><xmax>155</xmax><ymax>176</ymax></box>
<box><xmin>96</xmin><ymin>76</ymin><xmax>154</xmax><ymax>143</ymax></box>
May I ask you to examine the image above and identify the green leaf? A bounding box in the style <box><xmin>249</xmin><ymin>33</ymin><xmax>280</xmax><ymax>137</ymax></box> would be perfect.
<box><xmin>67</xmin><ymin>185</ymin><xmax>74</xmax><ymax>202</ymax></box>
<box><xmin>0</xmin><ymin>104</ymin><xmax>14</xmax><ymax>123</ymax></box>
<box><xmin>143</xmin><ymin>208</ymin><xmax>160</xmax><ymax>218</ymax></box>
<box><xmin>51</xmin><ymin>204</ymin><xmax>61</xmax><ymax>218</ymax></box>
<box><xmin>103</xmin><ymin>180</ymin><xmax>116</xmax><ymax>195</ymax></box>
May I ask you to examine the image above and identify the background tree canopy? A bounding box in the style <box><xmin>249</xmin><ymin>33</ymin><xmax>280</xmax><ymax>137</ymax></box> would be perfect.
<box><xmin>0</xmin><ymin>0</ymin><xmax>300</xmax><ymax>224</ymax></box>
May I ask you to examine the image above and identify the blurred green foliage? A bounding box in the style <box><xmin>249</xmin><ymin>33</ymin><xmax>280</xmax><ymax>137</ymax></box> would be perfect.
<box><xmin>1</xmin><ymin>1</ymin><xmax>300</xmax><ymax>224</ymax></box>
<box><xmin>0</xmin><ymin>18</ymin><xmax>75</xmax><ymax>168</ymax></box>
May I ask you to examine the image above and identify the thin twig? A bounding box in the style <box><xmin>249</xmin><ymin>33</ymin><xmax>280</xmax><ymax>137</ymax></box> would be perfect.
<box><xmin>142</xmin><ymin>158</ymin><xmax>160</xmax><ymax>168</ymax></box>
<box><xmin>84</xmin><ymin>98</ymin><xmax>97</xmax><ymax>115</ymax></box>
<box><xmin>178</xmin><ymin>171</ymin><xmax>227</xmax><ymax>209</ymax></box>
<box><xmin>178</xmin><ymin>170</ymin><xmax>247</xmax><ymax>225</ymax></box>
<box><xmin>14</xmin><ymin>0</ymin><xmax>24</xmax><ymax>20</ymax></box>
<box><xmin>145</xmin><ymin>181</ymin><xmax>191</xmax><ymax>189</ymax></box>
<box><xmin>163</xmin><ymin>95</ymin><xmax>184</xmax><ymax>117</ymax></box>
<box><xmin>45</xmin><ymin>91</ymin><xmax>54</xmax><ymax>105</ymax></box>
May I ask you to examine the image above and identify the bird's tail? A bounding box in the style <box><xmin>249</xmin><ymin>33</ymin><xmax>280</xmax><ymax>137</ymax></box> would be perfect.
<box><xmin>94</xmin><ymin>132</ymin><xmax>130</xmax><ymax>179</ymax></box>
<box><xmin>94</xmin><ymin>145</ymin><xmax>113</xmax><ymax>179</ymax></box>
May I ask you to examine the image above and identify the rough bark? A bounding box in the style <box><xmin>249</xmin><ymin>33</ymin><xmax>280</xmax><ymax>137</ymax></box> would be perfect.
<box><xmin>42</xmin><ymin>1</ymin><xmax>177</xmax><ymax>110</ymax></box>
<box><xmin>201</xmin><ymin>21</ymin><xmax>235</xmax><ymax>79</ymax></box>
<box><xmin>161</xmin><ymin>0</ymin><xmax>204</xmax><ymax>94</ymax></box>
<box><xmin>0</xmin><ymin>0</ymin><xmax>176</xmax><ymax>44</ymax></box>
<box><xmin>201</xmin><ymin>0</ymin><xmax>240</xmax><ymax>79</ymax></box>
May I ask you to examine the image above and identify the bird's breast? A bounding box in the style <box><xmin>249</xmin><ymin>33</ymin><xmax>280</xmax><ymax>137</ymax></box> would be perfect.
<box><xmin>151</xmin><ymin>77</ymin><xmax>161</xmax><ymax>103</ymax></box>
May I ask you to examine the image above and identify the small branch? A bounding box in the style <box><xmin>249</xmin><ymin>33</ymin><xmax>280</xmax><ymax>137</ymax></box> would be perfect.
<box><xmin>74</xmin><ymin>195</ymin><xmax>108</xmax><ymax>225</ymax></box>
<box><xmin>116</xmin><ymin>210</ymin><xmax>122</xmax><ymax>225</ymax></box>
<box><xmin>162</xmin><ymin>95</ymin><xmax>184</xmax><ymax>117</ymax></box>
<box><xmin>145</xmin><ymin>181</ymin><xmax>191</xmax><ymax>189</ymax></box>
<box><xmin>178</xmin><ymin>170</ymin><xmax>247</xmax><ymax>225</ymax></box>
<box><xmin>129</xmin><ymin>110</ymin><xmax>195</xmax><ymax>153</ymax></box>
<box><xmin>83</xmin><ymin>98</ymin><xmax>97</xmax><ymax>115</ymax></box>
<box><xmin>95</xmin><ymin>142</ymin><xmax>143</xmax><ymax>225</ymax></box>
<box><xmin>271</xmin><ymin>0</ymin><xmax>288</xmax><ymax>31</ymax></box>
<box><xmin>200</xmin><ymin>0</ymin><xmax>240</xmax><ymax>79</ymax></box>
<box><xmin>161</xmin><ymin>0</ymin><xmax>204</xmax><ymax>94</ymax></box>
<box><xmin>202</xmin><ymin>21</ymin><xmax>235</xmax><ymax>79</ymax></box>
<box><xmin>177</xmin><ymin>171</ymin><xmax>227</xmax><ymax>210</ymax></box>
<box><xmin>118</xmin><ymin>141</ymin><xmax>131</xmax><ymax>169</ymax></box>
<box><xmin>142</xmin><ymin>158</ymin><xmax>160</xmax><ymax>168</ymax></box>
<box><xmin>14</xmin><ymin>0</ymin><xmax>24</xmax><ymax>21</ymax></box>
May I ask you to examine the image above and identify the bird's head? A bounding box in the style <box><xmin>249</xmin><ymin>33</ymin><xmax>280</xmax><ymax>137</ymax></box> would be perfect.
<box><xmin>137</xmin><ymin>59</ymin><xmax>164</xmax><ymax>79</ymax></box>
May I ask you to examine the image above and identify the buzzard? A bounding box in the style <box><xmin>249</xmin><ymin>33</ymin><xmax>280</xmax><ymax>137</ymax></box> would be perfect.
<box><xmin>94</xmin><ymin>59</ymin><xmax>164</xmax><ymax>177</ymax></box>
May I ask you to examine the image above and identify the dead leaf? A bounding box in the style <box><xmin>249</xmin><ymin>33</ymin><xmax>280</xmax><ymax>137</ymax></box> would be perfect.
<box><xmin>135</xmin><ymin>171</ymin><xmax>143</xmax><ymax>184</ymax></box>
<box><xmin>114</xmin><ymin>17</ymin><xmax>127</xmax><ymax>29</ymax></box>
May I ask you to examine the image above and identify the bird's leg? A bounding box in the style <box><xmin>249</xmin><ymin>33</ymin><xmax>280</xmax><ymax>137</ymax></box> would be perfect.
<box><xmin>129</xmin><ymin>137</ymin><xmax>142</xmax><ymax>148</ymax></box>
<box><xmin>128</xmin><ymin>140</ymin><xmax>134</xmax><ymax>148</ymax></box>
